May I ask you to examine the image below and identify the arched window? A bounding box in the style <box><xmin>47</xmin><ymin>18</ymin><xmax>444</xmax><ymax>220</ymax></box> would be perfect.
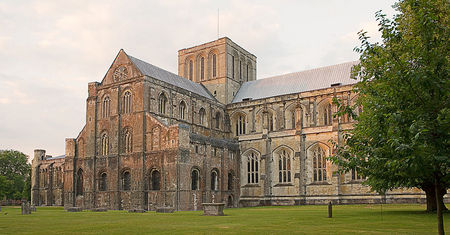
<box><xmin>102</xmin><ymin>96</ymin><xmax>110</xmax><ymax>118</ymax></box>
<box><xmin>101</xmin><ymin>133</ymin><xmax>109</xmax><ymax>156</ymax></box>
<box><xmin>269</xmin><ymin>113</ymin><xmax>274</xmax><ymax>131</ymax></box>
<box><xmin>211</xmin><ymin>170</ymin><xmax>218</xmax><ymax>191</ymax></box>
<box><xmin>76</xmin><ymin>169</ymin><xmax>83</xmax><ymax>196</ymax></box>
<box><xmin>199</xmin><ymin>108</ymin><xmax>206</xmax><ymax>125</ymax></box>
<box><xmin>323</xmin><ymin>103</ymin><xmax>332</xmax><ymax>126</ymax></box>
<box><xmin>212</xmin><ymin>54</ymin><xmax>217</xmax><ymax>78</ymax></box>
<box><xmin>215</xmin><ymin>112</ymin><xmax>221</xmax><ymax>129</ymax></box>
<box><xmin>191</xmin><ymin>169</ymin><xmax>199</xmax><ymax>190</ymax></box>
<box><xmin>158</xmin><ymin>93</ymin><xmax>167</xmax><ymax>114</ymax></box>
<box><xmin>122</xmin><ymin>91</ymin><xmax>132</xmax><ymax>114</ymax></box>
<box><xmin>179</xmin><ymin>101</ymin><xmax>186</xmax><ymax>120</ymax></box>
<box><xmin>227</xmin><ymin>172</ymin><xmax>233</xmax><ymax>190</ymax></box>
<box><xmin>313</xmin><ymin>146</ymin><xmax>327</xmax><ymax>182</ymax></box>
<box><xmin>247</xmin><ymin>152</ymin><xmax>259</xmax><ymax>184</ymax></box>
<box><xmin>189</xmin><ymin>60</ymin><xmax>193</xmax><ymax>80</ymax></box>
<box><xmin>291</xmin><ymin>111</ymin><xmax>296</xmax><ymax>129</ymax></box>
<box><xmin>150</xmin><ymin>170</ymin><xmax>161</xmax><ymax>190</ymax></box>
<box><xmin>200</xmin><ymin>57</ymin><xmax>205</xmax><ymax>81</ymax></box>
<box><xmin>99</xmin><ymin>172</ymin><xmax>107</xmax><ymax>191</ymax></box>
<box><xmin>278</xmin><ymin>149</ymin><xmax>291</xmax><ymax>183</ymax></box>
<box><xmin>124</xmin><ymin>129</ymin><xmax>132</xmax><ymax>154</ymax></box>
<box><xmin>235</xmin><ymin>114</ymin><xmax>246</xmax><ymax>136</ymax></box>
<box><xmin>122</xmin><ymin>171</ymin><xmax>131</xmax><ymax>191</ymax></box>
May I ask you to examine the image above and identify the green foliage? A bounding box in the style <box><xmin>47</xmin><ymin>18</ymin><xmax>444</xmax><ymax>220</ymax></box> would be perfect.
<box><xmin>0</xmin><ymin>205</ymin><xmax>448</xmax><ymax>234</ymax></box>
<box><xmin>331</xmin><ymin>0</ymin><xmax>449</xmax><ymax>196</ymax></box>
<box><xmin>0</xmin><ymin>150</ymin><xmax>31</xmax><ymax>200</ymax></box>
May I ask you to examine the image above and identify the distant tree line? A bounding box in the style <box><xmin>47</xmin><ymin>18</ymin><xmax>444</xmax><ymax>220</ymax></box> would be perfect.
<box><xmin>0</xmin><ymin>150</ymin><xmax>31</xmax><ymax>201</ymax></box>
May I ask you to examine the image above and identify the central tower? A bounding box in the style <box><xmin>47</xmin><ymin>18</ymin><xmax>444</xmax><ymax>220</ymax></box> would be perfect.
<box><xmin>178</xmin><ymin>37</ymin><xmax>257</xmax><ymax>104</ymax></box>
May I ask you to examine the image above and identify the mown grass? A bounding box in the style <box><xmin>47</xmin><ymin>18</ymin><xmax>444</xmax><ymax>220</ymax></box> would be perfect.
<box><xmin>0</xmin><ymin>204</ymin><xmax>448</xmax><ymax>234</ymax></box>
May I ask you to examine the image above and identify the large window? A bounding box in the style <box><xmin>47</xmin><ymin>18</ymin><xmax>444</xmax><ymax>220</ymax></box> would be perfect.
<box><xmin>247</xmin><ymin>152</ymin><xmax>259</xmax><ymax>184</ymax></box>
<box><xmin>191</xmin><ymin>169</ymin><xmax>199</xmax><ymax>190</ymax></box>
<box><xmin>124</xmin><ymin>129</ymin><xmax>132</xmax><ymax>154</ymax></box>
<box><xmin>99</xmin><ymin>172</ymin><xmax>107</xmax><ymax>191</ymax></box>
<box><xmin>215</xmin><ymin>112</ymin><xmax>221</xmax><ymax>129</ymax></box>
<box><xmin>76</xmin><ymin>169</ymin><xmax>83</xmax><ymax>196</ymax></box>
<box><xmin>313</xmin><ymin>147</ymin><xmax>327</xmax><ymax>182</ymax></box>
<box><xmin>278</xmin><ymin>149</ymin><xmax>291</xmax><ymax>183</ymax></box>
<box><xmin>158</xmin><ymin>93</ymin><xmax>167</xmax><ymax>114</ymax></box>
<box><xmin>189</xmin><ymin>60</ymin><xmax>193</xmax><ymax>80</ymax></box>
<box><xmin>235</xmin><ymin>114</ymin><xmax>246</xmax><ymax>136</ymax></box>
<box><xmin>211</xmin><ymin>170</ymin><xmax>218</xmax><ymax>191</ymax></box>
<box><xmin>122</xmin><ymin>171</ymin><xmax>131</xmax><ymax>191</ymax></box>
<box><xmin>227</xmin><ymin>172</ymin><xmax>233</xmax><ymax>190</ymax></box>
<box><xmin>102</xmin><ymin>96</ymin><xmax>110</xmax><ymax>118</ymax></box>
<box><xmin>150</xmin><ymin>170</ymin><xmax>161</xmax><ymax>190</ymax></box>
<box><xmin>101</xmin><ymin>133</ymin><xmax>109</xmax><ymax>156</ymax></box>
<box><xmin>122</xmin><ymin>91</ymin><xmax>132</xmax><ymax>114</ymax></box>
<box><xmin>212</xmin><ymin>54</ymin><xmax>217</xmax><ymax>78</ymax></box>
<box><xmin>323</xmin><ymin>103</ymin><xmax>332</xmax><ymax>126</ymax></box>
<box><xmin>199</xmin><ymin>108</ymin><xmax>206</xmax><ymax>125</ymax></box>
<box><xmin>200</xmin><ymin>57</ymin><xmax>205</xmax><ymax>81</ymax></box>
<box><xmin>179</xmin><ymin>101</ymin><xmax>186</xmax><ymax>120</ymax></box>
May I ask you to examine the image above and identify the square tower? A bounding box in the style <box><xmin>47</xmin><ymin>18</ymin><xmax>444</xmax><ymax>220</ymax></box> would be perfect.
<box><xmin>178</xmin><ymin>37</ymin><xmax>257</xmax><ymax>104</ymax></box>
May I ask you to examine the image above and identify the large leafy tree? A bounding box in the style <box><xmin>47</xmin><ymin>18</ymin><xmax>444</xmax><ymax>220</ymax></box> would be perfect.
<box><xmin>331</xmin><ymin>0</ymin><xmax>448</xmax><ymax>233</ymax></box>
<box><xmin>0</xmin><ymin>150</ymin><xmax>31</xmax><ymax>200</ymax></box>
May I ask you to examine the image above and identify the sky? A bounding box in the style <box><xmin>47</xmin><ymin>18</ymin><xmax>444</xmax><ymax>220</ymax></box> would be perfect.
<box><xmin>0</xmin><ymin>0</ymin><xmax>397</xmax><ymax>160</ymax></box>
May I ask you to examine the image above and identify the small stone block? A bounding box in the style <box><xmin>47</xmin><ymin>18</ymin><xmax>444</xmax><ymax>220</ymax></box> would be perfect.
<box><xmin>202</xmin><ymin>203</ymin><xmax>225</xmax><ymax>216</ymax></box>
<box><xmin>91</xmin><ymin>208</ymin><xmax>107</xmax><ymax>212</ymax></box>
<box><xmin>67</xmin><ymin>207</ymin><xmax>83</xmax><ymax>212</ymax></box>
<box><xmin>156</xmin><ymin>207</ymin><xmax>175</xmax><ymax>213</ymax></box>
<box><xmin>128</xmin><ymin>209</ymin><xmax>146</xmax><ymax>213</ymax></box>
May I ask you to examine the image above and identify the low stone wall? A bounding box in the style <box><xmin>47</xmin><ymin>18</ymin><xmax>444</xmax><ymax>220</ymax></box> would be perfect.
<box><xmin>202</xmin><ymin>203</ymin><xmax>225</xmax><ymax>216</ymax></box>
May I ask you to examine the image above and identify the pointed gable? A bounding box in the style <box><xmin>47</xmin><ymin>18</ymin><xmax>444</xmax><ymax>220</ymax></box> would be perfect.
<box><xmin>101</xmin><ymin>49</ymin><xmax>143</xmax><ymax>85</ymax></box>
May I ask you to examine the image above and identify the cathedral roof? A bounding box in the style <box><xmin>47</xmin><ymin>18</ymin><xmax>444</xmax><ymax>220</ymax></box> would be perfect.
<box><xmin>232</xmin><ymin>61</ymin><xmax>359</xmax><ymax>103</ymax></box>
<box><xmin>128</xmin><ymin>55</ymin><xmax>215</xmax><ymax>100</ymax></box>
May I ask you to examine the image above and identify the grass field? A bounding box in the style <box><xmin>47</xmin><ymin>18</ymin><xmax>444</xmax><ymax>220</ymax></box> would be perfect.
<box><xmin>0</xmin><ymin>204</ymin><xmax>448</xmax><ymax>234</ymax></box>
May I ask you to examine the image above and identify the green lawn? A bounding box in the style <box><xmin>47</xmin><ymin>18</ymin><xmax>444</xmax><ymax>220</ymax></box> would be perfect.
<box><xmin>0</xmin><ymin>204</ymin><xmax>448</xmax><ymax>234</ymax></box>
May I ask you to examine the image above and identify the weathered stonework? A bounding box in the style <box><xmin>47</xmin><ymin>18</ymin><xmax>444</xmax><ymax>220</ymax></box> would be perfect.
<box><xmin>32</xmin><ymin>37</ymin><xmax>445</xmax><ymax>211</ymax></box>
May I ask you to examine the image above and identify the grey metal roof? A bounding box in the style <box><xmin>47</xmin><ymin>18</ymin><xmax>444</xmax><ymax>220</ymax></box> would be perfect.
<box><xmin>232</xmin><ymin>61</ymin><xmax>359</xmax><ymax>103</ymax></box>
<box><xmin>128</xmin><ymin>55</ymin><xmax>215</xmax><ymax>100</ymax></box>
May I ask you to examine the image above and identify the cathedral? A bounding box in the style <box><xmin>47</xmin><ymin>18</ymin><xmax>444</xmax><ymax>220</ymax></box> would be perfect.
<box><xmin>31</xmin><ymin>37</ymin><xmax>424</xmax><ymax>211</ymax></box>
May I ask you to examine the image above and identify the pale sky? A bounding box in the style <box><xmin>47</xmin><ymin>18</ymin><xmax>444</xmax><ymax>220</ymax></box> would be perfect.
<box><xmin>0</xmin><ymin>0</ymin><xmax>396</xmax><ymax>160</ymax></box>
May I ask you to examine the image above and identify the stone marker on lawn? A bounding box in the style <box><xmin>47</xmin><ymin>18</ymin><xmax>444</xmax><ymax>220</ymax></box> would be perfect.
<box><xmin>21</xmin><ymin>202</ymin><xmax>31</xmax><ymax>215</ymax></box>
<box><xmin>202</xmin><ymin>203</ymin><xmax>225</xmax><ymax>216</ymax></box>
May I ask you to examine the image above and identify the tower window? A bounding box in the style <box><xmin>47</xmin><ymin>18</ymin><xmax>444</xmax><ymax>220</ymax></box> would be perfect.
<box><xmin>189</xmin><ymin>60</ymin><xmax>193</xmax><ymax>80</ymax></box>
<box><xmin>122</xmin><ymin>91</ymin><xmax>132</xmax><ymax>114</ymax></box>
<box><xmin>102</xmin><ymin>96</ymin><xmax>110</xmax><ymax>118</ymax></box>
<box><xmin>212</xmin><ymin>54</ymin><xmax>217</xmax><ymax>78</ymax></box>
<box><xmin>200</xmin><ymin>57</ymin><xmax>205</xmax><ymax>81</ymax></box>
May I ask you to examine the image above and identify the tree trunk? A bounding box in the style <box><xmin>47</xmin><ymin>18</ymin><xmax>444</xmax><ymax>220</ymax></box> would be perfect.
<box><xmin>423</xmin><ymin>183</ymin><xmax>448</xmax><ymax>212</ymax></box>
<box><xmin>435</xmin><ymin>175</ymin><xmax>444</xmax><ymax>235</ymax></box>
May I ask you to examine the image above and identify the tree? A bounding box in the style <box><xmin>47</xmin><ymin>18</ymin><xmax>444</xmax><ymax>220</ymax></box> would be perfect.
<box><xmin>330</xmin><ymin>0</ymin><xmax>448</xmax><ymax>234</ymax></box>
<box><xmin>0</xmin><ymin>150</ymin><xmax>31</xmax><ymax>200</ymax></box>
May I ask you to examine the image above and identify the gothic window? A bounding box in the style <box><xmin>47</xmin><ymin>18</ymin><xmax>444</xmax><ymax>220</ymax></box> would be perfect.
<box><xmin>124</xmin><ymin>129</ymin><xmax>132</xmax><ymax>154</ymax></box>
<box><xmin>158</xmin><ymin>93</ymin><xmax>167</xmax><ymax>114</ymax></box>
<box><xmin>323</xmin><ymin>103</ymin><xmax>332</xmax><ymax>126</ymax></box>
<box><xmin>239</xmin><ymin>60</ymin><xmax>242</xmax><ymax>80</ymax></box>
<box><xmin>121</xmin><ymin>91</ymin><xmax>132</xmax><ymax>114</ymax></box>
<box><xmin>269</xmin><ymin>113</ymin><xmax>274</xmax><ymax>131</ymax></box>
<box><xmin>101</xmin><ymin>133</ymin><xmax>109</xmax><ymax>156</ymax></box>
<box><xmin>247</xmin><ymin>152</ymin><xmax>259</xmax><ymax>184</ymax></box>
<box><xmin>246</xmin><ymin>64</ymin><xmax>249</xmax><ymax>81</ymax></box>
<box><xmin>231</xmin><ymin>55</ymin><xmax>235</xmax><ymax>79</ymax></box>
<box><xmin>215</xmin><ymin>112</ymin><xmax>221</xmax><ymax>129</ymax></box>
<box><xmin>99</xmin><ymin>172</ymin><xmax>107</xmax><ymax>191</ymax></box>
<box><xmin>122</xmin><ymin>171</ymin><xmax>131</xmax><ymax>191</ymax></box>
<box><xmin>211</xmin><ymin>170</ymin><xmax>218</xmax><ymax>191</ymax></box>
<box><xmin>189</xmin><ymin>60</ymin><xmax>193</xmax><ymax>80</ymax></box>
<box><xmin>179</xmin><ymin>101</ymin><xmax>186</xmax><ymax>120</ymax></box>
<box><xmin>200</xmin><ymin>57</ymin><xmax>205</xmax><ymax>81</ymax></box>
<box><xmin>352</xmin><ymin>169</ymin><xmax>363</xmax><ymax>181</ymax></box>
<box><xmin>150</xmin><ymin>170</ymin><xmax>161</xmax><ymax>190</ymax></box>
<box><xmin>76</xmin><ymin>169</ymin><xmax>83</xmax><ymax>196</ymax></box>
<box><xmin>235</xmin><ymin>114</ymin><xmax>246</xmax><ymax>136</ymax></box>
<box><xmin>313</xmin><ymin>147</ymin><xmax>327</xmax><ymax>182</ymax></box>
<box><xmin>212</xmin><ymin>54</ymin><xmax>217</xmax><ymax>77</ymax></box>
<box><xmin>291</xmin><ymin>111</ymin><xmax>296</xmax><ymax>129</ymax></box>
<box><xmin>191</xmin><ymin>169</ymin><xmax>199</xmax><ymax>190</ymax></box>
<box><xmin>227</xmin><ymin>172</ymin><xmax>233</xmax><ymax>190</ymax></box>
<box><xmin>102</xmin><ymin>96</ymin><xmax>110</xmax><ymax>118</ymax></box>
<box><xmin>199</xmin><ymin>108</ymin><xmax>206</xmax><ymax>125</ymax></box>
<box><xmin>278</xmin><ymin>149</ymin><xmax>291</xmax><ymax>183</ymax></box>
